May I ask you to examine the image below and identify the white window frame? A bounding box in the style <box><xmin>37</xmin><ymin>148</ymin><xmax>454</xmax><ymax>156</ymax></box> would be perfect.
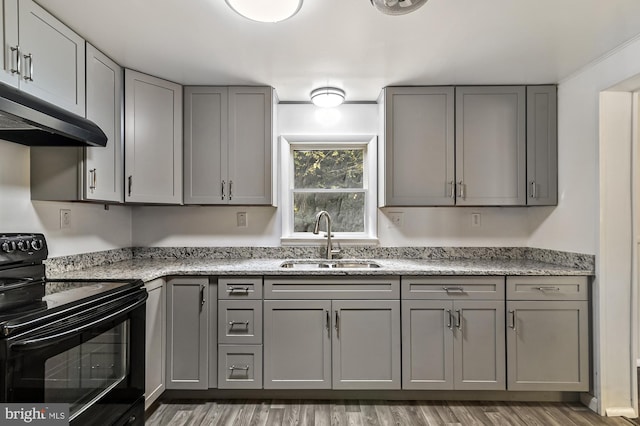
<box><xmin>280</xmin><ymin>134</ymin><xmax>378</xmax><ymax>245</ymax></box>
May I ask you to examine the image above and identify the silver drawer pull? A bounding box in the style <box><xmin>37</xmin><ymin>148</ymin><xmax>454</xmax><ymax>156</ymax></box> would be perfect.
<box><xmin>227</xmin><ymin>286</ymin><xmax>250</xmax><ymax>294</ymax></box>
<box><xmin>228</xmin><ymin>321</ymin><xmax>250</xmax><ymax>328</ymax></box>
<box><xmin>443</xmin><ymin>286</ymin><xmax>464</xmax><ymax>294</ymax></box>
<box><xmin>534</xmin><ymin>286</ymin><xmax>561</xmax><ymax>292</ymax></box>
<box><xmin>228</xmin><ymin>365</ymin><xmax>250</xmax><ymax>371</ymax></box>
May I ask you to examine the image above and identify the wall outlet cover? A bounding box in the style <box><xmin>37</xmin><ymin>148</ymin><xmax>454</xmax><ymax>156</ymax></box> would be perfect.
<box><xmin>237</xmin><ymin>212</ymin><xmax>248</xmax><ymax>228</ymax></box>
<box><xmin>60</xmin><ymin>209</ymin><xmax>71</xmax><ymax>229</ymax></box>
<box><xmin>389</xmin><ymin>212</ymin><xmax>404</xmax><ymax>228</ymax></box>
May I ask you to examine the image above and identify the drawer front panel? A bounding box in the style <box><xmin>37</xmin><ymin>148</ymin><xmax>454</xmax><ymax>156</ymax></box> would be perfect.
<box><xmin>402</xmin><ymin>276</ymin><xmax>505</xmax><ymax>300</ymax></box>
<box><xmin>218</xmin><ymin>345</ymin><xmax>263</xmax><ymax>389</ymax></box>
<box><xmin>507</xmin><ymin>276</ymin><xmax>588</xmax><ymax>301</ymax></box>
<box><xmin>218</xmin><ymin>277</ymin><xmax>263</xmax><ymax>299</ymax></box>
<box><xmin>264</xmin><ymin>276</ymin><xmax>400</xmax><ymax>300</ymax></box>
<box><xmin>218</xmin><ymin>300</ymin><xmax>263</xmax><ymax>344</ymax></box>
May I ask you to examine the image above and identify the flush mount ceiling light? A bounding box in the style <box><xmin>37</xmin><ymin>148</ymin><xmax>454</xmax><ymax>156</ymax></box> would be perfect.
<box><xmin>370</xmin><ymin>0</ymin><xmax>428</xmax><ymax>15</ymax></box>
<box><xmin>310</xmin><ymin>87</ymin><xmax>345</xmax><ymax>108</ymax></box>
<box><xmin>225</xmin><ymin>0</ymin><xmax>303</xmax><ymax>23</ymax></box>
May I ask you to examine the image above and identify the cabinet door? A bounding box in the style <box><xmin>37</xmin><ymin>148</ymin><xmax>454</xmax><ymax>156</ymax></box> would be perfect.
<box><xmin>527</xmin><ymin>85</ymin><xmax>558</xmax><ymax>206</ymax></box>
<box><xmin>401</xmin><ymin>300</ymin><xmax>453</xmax><ymax>390</ymax></box>
<box><xmin>208</xmin><ymin>283</ymin><xmax>217</xmax><ymax>388</ymax></box>
<box><xmin>332</xmin><ymin>300</ymin><xmax>401</xmax><ymax>390</ymax></box>
<box><xmin>183</xmin><ymin>87</ymin><xmax>228</xmax><ymax>204</ymax></box>
<box><xmin>166</xmin><ymin>277</ymin><xmax>208</xmax><ymax>389</ymax></box>
<box><xmin>507</xmin><ymin>300</ymin><xmax>589</xmax><ymax>391</ymax></box>
<box><xmin>227</xmin><ymin>86</ymin><xmax>273</xmax><ymax>205</ymax></box>
<box><xmin>85</xmin><ymin>44</ymin><xmax>123</xmax><ymax>203</ymax></box>
<box><xmin>453</xmin><ymin>300</ymin><xmax>506</xmax><ymax>390</ymax></box>
<box><xmin>144</xmin><ymin>279</ymin><xmax>165</xmax><ymax>409</ymax></box>
<box><xmin>124</xmin><ymin>69</ymin><xmax>182</xmax><ymax>204</ymax></box>
<box><xmin>455</xmin><ymin>86</ymin><xmax>526</xmax><ymax>206</ymax></box>
<box><xmin>263</xmin><ymin>300</ymin><xmax>331</xmax><ymax>389</ymax></box>
<box><xmin>0</xmin><ymin>0</ymin><xmax>18</xmax><ymax>87</ymax></box>
<box><xmin>381</xmin><ymin>87</ymin><xmax>455</xmax><ymax>206</ymax></box>
<box><xmin>18</xmin><ymin>0</ymin><xmax>86</xmax><ymax>115</ymax></box>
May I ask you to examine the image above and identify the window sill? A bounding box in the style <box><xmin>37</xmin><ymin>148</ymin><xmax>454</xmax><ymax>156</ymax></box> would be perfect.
<box><xmin>280</xmin><ymin>236</ymin><xmax>380</xmax><ymax>247</ymax></box>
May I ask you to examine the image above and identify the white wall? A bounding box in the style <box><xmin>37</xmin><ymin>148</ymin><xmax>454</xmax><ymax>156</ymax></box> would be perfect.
<box><xmin>132</xmin><ymin>103</ymin><xmax>532</xmax><ymax>247</ymax></box>
<box><xmin>0</xmin><ymin>140</ymin><xmax>132</xmax><ymax>257</ymax></box>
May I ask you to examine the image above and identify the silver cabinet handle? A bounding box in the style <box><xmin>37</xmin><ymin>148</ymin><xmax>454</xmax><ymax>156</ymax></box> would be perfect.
<box><xmin>23</xmin><ymin>53</ymin><xmax>33</xmax><ymax>81</ymax></box>
<box><xmin>457</xmin><ymin>180</ymin><xmax>466</xmax><ymax>199</ymax></box>
<box><xmin>455</xmin><ymin>309</ymin><xmax>462</xmax><ymax>330</ymax></box>
<box><xmin>530</xmin><ymin>181</ymin><xmax>538</xmax><ymax>199</ymax></box>
<box><xmin>10</xmin><ymin>46</ymin><xmax>20</xmax><ymax>75</ymax></box>
<box><xmin>227</xmin><ymin>286</ymin><xmax>249</xmax><ymax>294</ymax></box>
<box><xmin>535</xmin><ymin>286</ymin><xmax>560</xmax><ymax>292</ymax></box>
<box><xmin>199</xmin><ymin>285</ymin><xmax>205</xmax><ymax>311</ymax></box>
<box><xmin>128</xmin><ymin>175</ymin><xmax>132</xmax><ymax>197</ymax></box>
<box><xmin>325</xmin><ymin>309</ymin><xmax>330</xmax><ymax>339</ymax></box>
<box><xmin>228</xmin><ymin>365</ymin><xmax>250</xmax><ymax>371</ymax></box>
<box><xmin>89</xmin><ymin>169</ymin><xmax>97</xmax><ymax>192</ymax></box>
<box><xmin>221</xmin><ymin>180</ymin><xmax>226</xmax><ymax>200</ymax></box>
<box><xmin>449</xmin><ymin>180</ymin><xmax>455</xmax><ymax>198</ymax></box>
<box><xmin>334</xmin><ymin>310</ymin><xmax>339</xmax><ymax>339</ymax></box>
<box><xmin>509</xmin><ymin>310</ymin><xmax>516</xmax><ymax>330</ymax></box>
<box><xmin>228</xmin><ymin>321</ymin><xmax>249</xmax><ymax>328</ymax></box>
<box><xmin>229</xmin><ymin>180</ymin><xmax>233</xmax><ymax>201</ymax></box>
<box><xmin>446</xmin><ymin>309</ymin><xmax>453</xmax><ymax>329</ymax></box>
<box><xmin>443</xmin><ymin>286</ymin><xmax>464</xmax><ymax>294</ymax></box>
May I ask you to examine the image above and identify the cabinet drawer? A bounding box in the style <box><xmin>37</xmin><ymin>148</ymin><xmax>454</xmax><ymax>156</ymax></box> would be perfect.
<box><xmin>402</xmin><ymin>276</ymin><xmax>504</xmax><ymax>300</ymax></box>
<box><xmin>218</xmin><ymin>300</ymin><xmax>263</xmax><ymax>344</ymax></box>
<box><xmin>264</xmin><ymin>276</ymin><xmax>400</xmax><ymax>300</ymax></box>
<box><xmin>218</xmin><ymin>277</ymin><xmax>263</xmax><ymax>299</ymax></box>
<box><xmin>218</xmin><ymin>345</ymin><xmax>263</xmax><ymax>389</ymax></box>
<box><xmin>507</xmin><ymin>276</ymin><xmax>588</xmax><ymax>301</ymax></box>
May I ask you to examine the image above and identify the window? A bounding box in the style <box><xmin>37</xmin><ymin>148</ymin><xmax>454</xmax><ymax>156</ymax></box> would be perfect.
<box><xmin>281</xmin><ymin>135</ymin><xmax>377</xmax><ymax>243</ymax></box>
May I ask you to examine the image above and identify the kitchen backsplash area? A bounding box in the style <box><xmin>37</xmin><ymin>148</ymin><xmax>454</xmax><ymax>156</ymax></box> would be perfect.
<box><xmin>44</xmin><ymin>246</ymin><xmax>595</xmax><ymax>274</ymax></box>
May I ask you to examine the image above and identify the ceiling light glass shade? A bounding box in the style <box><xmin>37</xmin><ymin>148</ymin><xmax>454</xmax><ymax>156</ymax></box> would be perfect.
<box><xmin>225</xmin><ymin>0</ymin><xmax>303</xmax><ymax>23</ymax></box>
<box><xmin>310</xmin><ymin>87</ymin><xmax>345</xmax><ymax>108</ymax></box>
<box><xmin>370</xmin><ymin>0</ymin><xmax>428</xmax><ymax>15</ymax></box>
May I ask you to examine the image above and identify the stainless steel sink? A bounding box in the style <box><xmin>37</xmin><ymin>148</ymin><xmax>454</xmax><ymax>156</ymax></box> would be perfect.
<box><xmin>280</xmin><ymin>260</ymin><xmax>381</xmax><ymax>269</ymax></box>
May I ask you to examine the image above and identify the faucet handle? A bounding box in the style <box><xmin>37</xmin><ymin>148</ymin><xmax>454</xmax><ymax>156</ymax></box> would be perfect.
<box><xmin>331</xmin><ymin>241</ymin><xmax>341</xmax><ymax>255</ymax></box>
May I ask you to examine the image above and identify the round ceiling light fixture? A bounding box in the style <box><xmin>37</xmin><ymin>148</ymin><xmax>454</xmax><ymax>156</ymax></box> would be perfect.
<box><xmin>225</xmin><ymin>0</ymin><xmax>303</xmax><ymax>23</ymax></box>
<box><xmin>370</xmin><ymin>0</ymin><xmax>428</xmax><ymax>15</ymax></box>
<box><xmin>310</xmin><ymin>87</ymin><xmax>346</xmax><ymax>108</ymax></box>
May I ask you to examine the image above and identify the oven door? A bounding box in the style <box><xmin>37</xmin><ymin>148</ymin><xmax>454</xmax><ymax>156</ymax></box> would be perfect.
<box><xmin>3</xmin><ymin>289</ymin><xmax>146</xmax><ymax>426</ymax></box>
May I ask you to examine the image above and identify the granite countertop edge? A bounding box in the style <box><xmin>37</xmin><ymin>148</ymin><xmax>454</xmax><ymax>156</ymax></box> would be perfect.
<box><xmin>46</xmin><ymin>258</ymin><xmax>595</xmax><ymax>283</ymax></box>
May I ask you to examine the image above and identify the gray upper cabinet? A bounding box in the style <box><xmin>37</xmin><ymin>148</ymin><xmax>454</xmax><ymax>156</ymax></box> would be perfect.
<box><xmin>30</xmin><ymin>44</ymin><xmax>122</xmax><ymax>202</ymax></box>
<box><xmin>379</xmin><ymin>87</ymin><xmax>455</xmax><ymax>206</ymax></box>
<box><xmin>15</xmin><ymin>0</ymin><xmax>86</xmax><ymax>115</ymax></box>
<box><xmin>0</xmin><ymin>0</ymin><xmax>18</xmax><ymax>88</ymax></box>
<box><xmin>455</xmin><ymin>86</ymin><xmax>526</xmax><ymax>206</ymax></box>
<box><xmin>527</xmin><ymin>85</ymin><xmax>558</xmax><ymax>206</ymax></box>
<box><xmin>263</xmin><ymin>300</ymin><xmax>332</xmax><ymax>389</ymax></box>
<box><xmin>183</xmin><ymin>86</ymin><xmax>274</xmax><ymax>205</ymax></box>
<box><xmin>125</xmin><ymin>69</ymin><xmax>182</xmax><ymax>204</ymax></box>
<box><xmin>166</xmin><ymin>277</ymin><xmax>209</xmax><ymax>390</ymax></box>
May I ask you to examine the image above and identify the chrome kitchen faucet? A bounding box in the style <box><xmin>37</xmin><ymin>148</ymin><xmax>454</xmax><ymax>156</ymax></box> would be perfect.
<box><xmin>313</xmin><ymin>210</ymin><xmax>341</xmax><ymax>260</ymax></box>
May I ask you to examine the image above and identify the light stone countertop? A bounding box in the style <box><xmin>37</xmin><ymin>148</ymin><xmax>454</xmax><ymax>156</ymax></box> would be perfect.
<box><xmin>45</xmin><ymin>257</ymin><xmax>594</xmax><ymax>283</ymax></box>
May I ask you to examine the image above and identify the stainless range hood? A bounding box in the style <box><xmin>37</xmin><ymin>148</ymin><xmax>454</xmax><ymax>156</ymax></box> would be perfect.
<box><xmin>0</xmin><ymin>81</ymin><xmax>107</xmax><ymax>147</ymax></box>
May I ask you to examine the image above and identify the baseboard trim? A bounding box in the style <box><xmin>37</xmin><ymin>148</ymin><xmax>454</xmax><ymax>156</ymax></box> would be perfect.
<box><xmin>580</xmin><ymin>392</ymin><xmax>599</xmax><ymax>413</ymax></box>
<box><xmin>605</xmin><ymin>407</ymin><xmax>637</xmax><ymax>417</ymax></box>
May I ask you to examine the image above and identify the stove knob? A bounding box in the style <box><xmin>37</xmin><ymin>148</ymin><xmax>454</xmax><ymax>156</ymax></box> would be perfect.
<box><xmin>2</xmin><ymin>241</ymin><xmax>16</xmax><ymax>253</ymax></box>
<box><xmin>17</xmin><ymin>240</ymin><xmax>30</xmax><ymax>252</ymax></box>
<box><xmin>31</xmin><ymin>239</ymin><xmax>44</xmax><ymax>251</ymax></box>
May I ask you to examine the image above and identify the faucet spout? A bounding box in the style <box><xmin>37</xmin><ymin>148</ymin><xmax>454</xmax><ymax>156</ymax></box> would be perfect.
<box><xmin>313</xmin><ymin>211</ymin><xmax>340</xmax><ymax>260</ymax></box>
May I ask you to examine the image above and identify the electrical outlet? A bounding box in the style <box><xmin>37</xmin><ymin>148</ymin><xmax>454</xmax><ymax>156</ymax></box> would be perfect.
<box><xmin>237</xmin><ymin>212</ymin><xmax>248</xmax><ymax>228</ymax></box>
<box><xmin>389</xmin><ymin>212</ymin><xmax>404</xmax><ymax>229</ymax></box>
<box><xmin>60</xmin><ymin>209</ymin><xmax>71</xmax><ymax>229</ymax></box>
<box><xmin>471</xmin><ymin>212</ymin><xmax>481</xmax><ymax>228</ymax></box>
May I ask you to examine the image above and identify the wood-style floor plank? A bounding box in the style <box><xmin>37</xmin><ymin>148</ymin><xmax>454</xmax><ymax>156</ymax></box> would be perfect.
<box><xmin>146</xmin><ymin>399</ymin><xmax>638</xmax><ymax>426</ymax></box>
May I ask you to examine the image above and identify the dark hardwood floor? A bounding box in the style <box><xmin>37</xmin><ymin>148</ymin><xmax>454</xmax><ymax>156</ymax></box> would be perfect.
<box><xmin>146</xmin><ymin>400</ymin><xmax>636</xmax><ymax>425</ymax></box>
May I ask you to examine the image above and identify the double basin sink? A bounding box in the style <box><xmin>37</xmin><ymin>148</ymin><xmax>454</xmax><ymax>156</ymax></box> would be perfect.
<box><xmin>280</xmin><ymin>260</ymin><xmax>381</xmax><ymax>269</ymax></box>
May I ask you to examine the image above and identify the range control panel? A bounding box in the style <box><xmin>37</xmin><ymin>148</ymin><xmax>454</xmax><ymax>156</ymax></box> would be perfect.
<box><xmin>0</xmin><ymin>233</ymin><xmax>48</xmax><ymax>265</ymax></box>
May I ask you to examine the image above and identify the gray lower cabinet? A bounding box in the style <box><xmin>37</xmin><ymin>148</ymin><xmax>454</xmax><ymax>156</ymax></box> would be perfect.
<box><xmin>506</xmin><ymin>276</ymin><xmax>589</xmax><ymax>391</ymax></box>
<box><xmin>263</xmin><ymin>277</ymin><xmax>401</xmax><ymax>390</ymax></box>
<box><xmin>401</xmin><ymin>277</ymin><xmax>506</xmax><ymax>390</ymax></box>
<box><xmin>218</xmin><ymin>345</ymin><xmax>263</xmax><ymax>389</ymax></box>
<box><xmin>144</xmin><ymin>278</ymin><xmax>165</xmax><ymax>409</ymax></box>
<box><xmin>166</xmin><ymin>277</ymin><xmax>209</xmax><ymax>390</ymax></box>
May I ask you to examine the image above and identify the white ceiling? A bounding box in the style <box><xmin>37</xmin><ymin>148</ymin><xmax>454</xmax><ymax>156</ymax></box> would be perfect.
<box><xmin>36</xmin><ymin>0</ymin><xmax>640</xmax><ymax>101</ymax></box>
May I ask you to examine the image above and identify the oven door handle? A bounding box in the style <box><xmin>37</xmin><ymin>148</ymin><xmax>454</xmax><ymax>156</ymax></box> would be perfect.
<box><xmin>10</xmin><ymin>292</ymin><xmax>147</xmax><ymax>351</ymax></box>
